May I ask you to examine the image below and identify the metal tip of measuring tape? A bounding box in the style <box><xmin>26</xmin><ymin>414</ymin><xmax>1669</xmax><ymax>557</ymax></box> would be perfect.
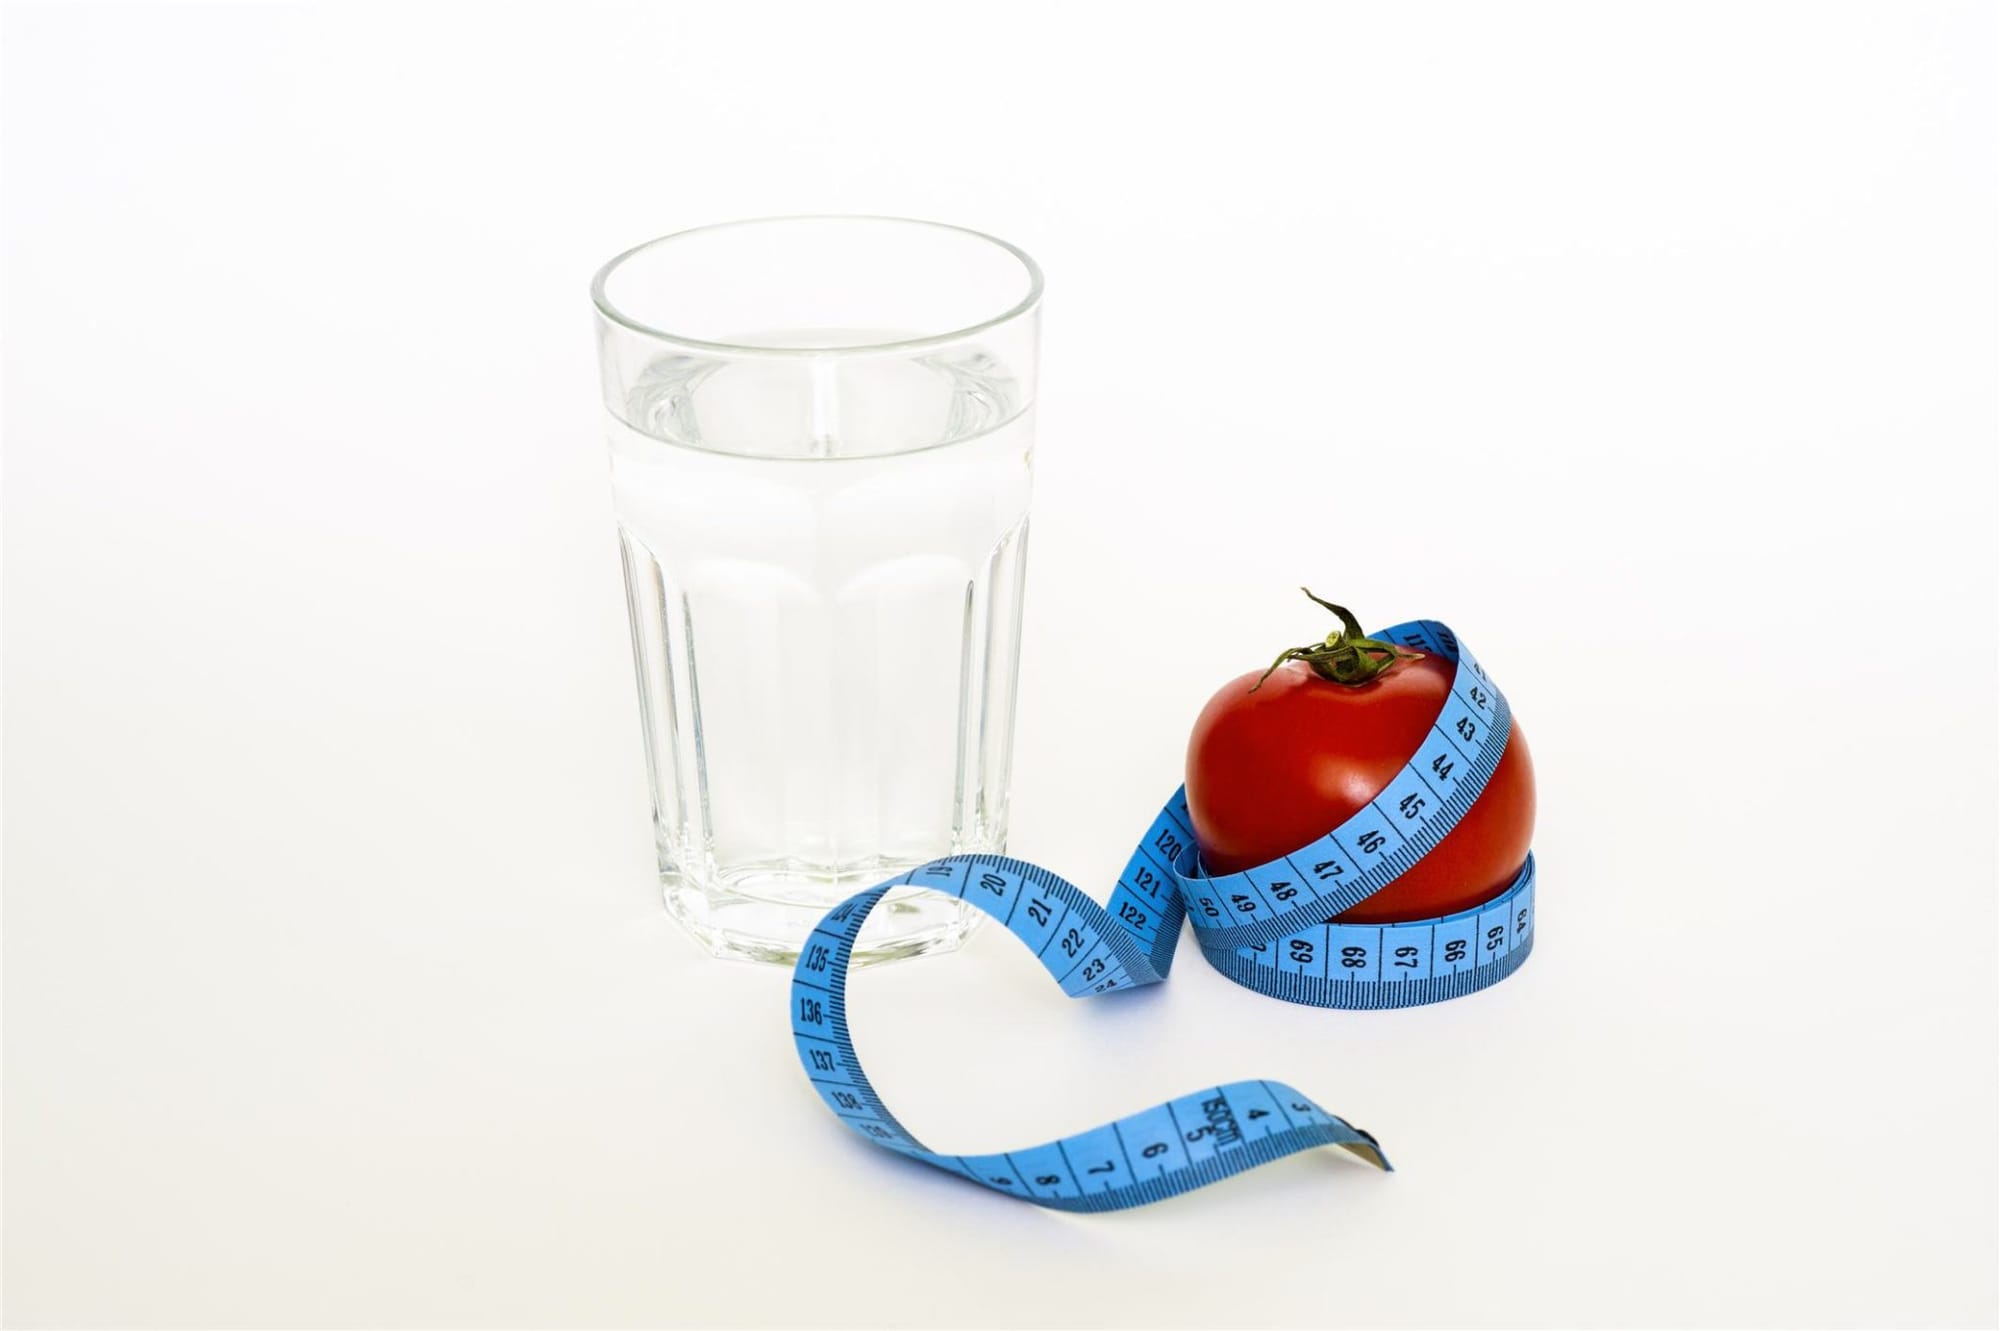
<box><xmin>1342</xmin><ymin>1132</ymin><xmax>1394</xmax><ymax>1172</ymax></box>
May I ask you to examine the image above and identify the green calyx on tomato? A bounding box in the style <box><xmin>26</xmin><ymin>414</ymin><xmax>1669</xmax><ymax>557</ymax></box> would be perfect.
<box><xmin>1252</xmin><ymin>588</ymin><xmax>1426</xmax><ymax>691</ymax></box>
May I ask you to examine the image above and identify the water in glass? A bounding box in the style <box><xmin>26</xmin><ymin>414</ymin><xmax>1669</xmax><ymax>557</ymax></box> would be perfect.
<box><xmin>609</xmin><ymin>334</ymin><xmax>1031</xmax><ymax>963</ymax></box>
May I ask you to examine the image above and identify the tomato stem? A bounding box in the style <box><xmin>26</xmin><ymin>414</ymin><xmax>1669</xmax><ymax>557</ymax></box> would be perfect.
<box><xmin>1250</xmin><ymin>589</ymin><xmax>1424</xmax><ymax>691</ymax></box>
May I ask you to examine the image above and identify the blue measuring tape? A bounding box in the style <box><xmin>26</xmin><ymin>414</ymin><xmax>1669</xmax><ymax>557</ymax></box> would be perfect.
<box><xmin>790</xmin><ymin>618</ymin><xmax>1535</xmax><ymax>1211</ymax></box>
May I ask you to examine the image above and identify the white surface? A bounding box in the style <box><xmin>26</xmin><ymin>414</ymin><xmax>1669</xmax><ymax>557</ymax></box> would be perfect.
<box><xmin>4</xmin><ymin>3</ymin><xmax>1995</xmax><ymax>1327</ymax></box>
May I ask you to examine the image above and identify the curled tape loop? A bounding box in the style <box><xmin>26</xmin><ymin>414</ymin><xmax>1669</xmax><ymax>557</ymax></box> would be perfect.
<box><xmin>790</xmin><ymin>620</ymin><xmax>1535</xmax><ymax>1210</ymax></box>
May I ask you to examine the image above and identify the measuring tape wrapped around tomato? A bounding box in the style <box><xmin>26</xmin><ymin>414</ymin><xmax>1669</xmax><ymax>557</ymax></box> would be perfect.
<box><xmin>790</xmin><ymin>597</ymin><xmax>1537</xmax><ymax>1211</ymax></box>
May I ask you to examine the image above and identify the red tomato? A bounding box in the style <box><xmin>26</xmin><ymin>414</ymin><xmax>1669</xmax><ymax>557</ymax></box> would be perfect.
<box><xmin>1184</xmin><ymin>600</ymin><xmax>1534</xmax><ymax>924</ymax></box>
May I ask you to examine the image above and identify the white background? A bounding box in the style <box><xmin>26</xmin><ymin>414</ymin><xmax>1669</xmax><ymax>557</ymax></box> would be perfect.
<box><xmin>4</xmin><ymin>3</ymin><xmax>1995</xmax><ymax>1327</ymax></box>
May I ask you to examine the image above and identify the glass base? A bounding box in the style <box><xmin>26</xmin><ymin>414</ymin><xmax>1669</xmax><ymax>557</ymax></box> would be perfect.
<box><xmin>661</xmin><ymin>866</ymin><xmax>981</xmax><ymax>966</ymax></box>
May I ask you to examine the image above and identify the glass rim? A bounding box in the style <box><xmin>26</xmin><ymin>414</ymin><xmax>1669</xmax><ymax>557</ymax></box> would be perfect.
<box><xmin>590</xmin><ymin>214</ymin><xmax>1044</xmax><ymax>358</ymax></box>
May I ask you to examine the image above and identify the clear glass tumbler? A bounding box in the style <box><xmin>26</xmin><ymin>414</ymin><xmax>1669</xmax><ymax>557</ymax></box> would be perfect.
<box><xmin>592</xmin><ymin>217</ymin><xmax>1041</xmax><ymax>965</ymax></box>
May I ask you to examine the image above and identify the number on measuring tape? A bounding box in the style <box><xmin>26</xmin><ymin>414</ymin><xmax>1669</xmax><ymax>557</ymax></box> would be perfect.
<box><xmin>790</xmin><ymin>619</ymin><xmax>1534</xmax><ymax>1210</ymax></box>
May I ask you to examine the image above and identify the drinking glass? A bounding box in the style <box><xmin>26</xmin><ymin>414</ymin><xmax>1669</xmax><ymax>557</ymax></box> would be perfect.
<box><xmin>592</xmin><ymin>217</ymin><xmax>1041</xmax><ymax>964</ymax></box>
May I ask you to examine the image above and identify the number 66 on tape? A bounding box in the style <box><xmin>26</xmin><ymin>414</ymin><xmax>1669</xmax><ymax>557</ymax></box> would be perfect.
<box><xmin>791</xmin><ymin>619</ymin><xmax>1536</xmax><ymax>1211</ymax></box>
